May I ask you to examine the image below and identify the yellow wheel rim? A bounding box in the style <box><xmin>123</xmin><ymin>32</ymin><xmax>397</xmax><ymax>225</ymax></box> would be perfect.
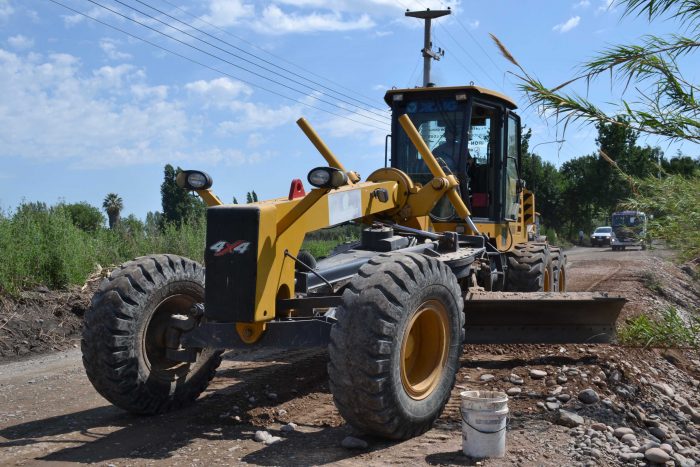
<box><xmin>559</xmin><ymin>267</ymin><xmax>567</xmax><ymax>292</ymax></box>
<box><xmin>400</xmin><ymin>300</ymin><xmax>450</xmax><ymax>400</ymax></box>
<box><xmin>544</xmin><ymin>268</ymin><xmax>552</xmax><ymax>292</ymax></box>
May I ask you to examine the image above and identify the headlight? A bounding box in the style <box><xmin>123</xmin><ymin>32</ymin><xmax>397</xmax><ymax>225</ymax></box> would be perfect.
<box><xmin>176</xmin><ymin>170</ymin><xmax>213</xmax><ymax>190</ymax></box>
<box><xmin>307</xmin><ymin>167</ymin><xmax>348</xmax><ymax>189</ymax></box>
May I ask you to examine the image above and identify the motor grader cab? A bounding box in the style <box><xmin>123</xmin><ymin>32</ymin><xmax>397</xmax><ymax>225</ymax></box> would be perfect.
<box><xmin>81</xmin><ymin>10</ymin><xmax>625</xmax><ymax>442</ymax></box>
<box><xmin>385</xmin><ymin>86</ymin><xmax>523</xmax><ymax>240</ymax></box>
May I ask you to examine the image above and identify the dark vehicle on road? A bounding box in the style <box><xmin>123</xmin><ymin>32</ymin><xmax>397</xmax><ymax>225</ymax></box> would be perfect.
<box><xmin>611</xmin><ymin>210</ymin><xmax>647</xmax><ymax>251</ymax></box>
<box><xmin>590</xmin><ymin>226</ymin><xmax>613</xmax><ymax>246</ymax></box>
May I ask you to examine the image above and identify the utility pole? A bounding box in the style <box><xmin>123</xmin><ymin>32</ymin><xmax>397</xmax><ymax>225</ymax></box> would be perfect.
<box><xmin>405</xmin><ymin>8</ymin><xmax>451</xmax><ymax>87</ymax></box>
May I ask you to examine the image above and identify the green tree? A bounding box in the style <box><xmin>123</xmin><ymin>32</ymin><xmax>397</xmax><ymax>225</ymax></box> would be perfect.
<box><xmin>246</xmin><ymin>192</ymin><xmax>253</xmax><ymax>204</ymax></box>
<box><xmin>145</xmin><ymin>211</ymin><xmax>163</xmax><ymax>234</ymax></box>
<box><xmin>232</xmin><ymin>197</ymin><xmax>239</xmax><ymax>204</ymax></box>
<box><xmin>662</xmin><ymin>154</ymin><xmax>700</xmax><ymax>176</ymax></box>
<box><xmin>102</xmin><ymin>193</ymin><xmax>123</xmax><ymax>229</ymax></box>
<box><xmin>252</xmin><ymin>191</ymin><xmax>258</xmax><ymax>202</ymax></box>
<box><xmin>520</xmin><ymin>127</ymin><xmax>566</xmax><ymax>232</ymax></box>
<box><xmin>64</xmin><ymin>202</ymin><xmax>105</xmax><ymax>232</ymax></box>
<box><xmin>160</xmin><ymin>164</ymin><xmax>206</xmax><ymax>226</ymax></box>
<box><xmin>120</xmin><ymin>214</ymin><xmax>145</xmax><ymax>237</ymax></box>
<box><xmin>559</xmin><ymin>155</ymin><xmax>600</xmax><ymax>236</ymax></box>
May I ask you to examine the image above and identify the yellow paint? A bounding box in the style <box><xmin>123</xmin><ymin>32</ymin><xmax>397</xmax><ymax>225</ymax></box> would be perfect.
<box><xmin>236</xmin><ymin>322</ymin><xmax>267</xmax><ymax>344</ymax></box>
<box><xmin>195</xmin><ymin>189</ymin><xmax>223</xmax><ymax>207</ymax></box>
<box><xmin>296</xmin><ymin>118</ymin><xmax>359</xmax><ymax>184</ymax></box>
<box><xmin>188</xmin><ymin>116</ymin><xmax>539</xmax><ymax>344</ymax></box>
<box><xmin>400</xmin><ymin>299</ymin><xmax>449</xmax><ymax>400</ymax></box>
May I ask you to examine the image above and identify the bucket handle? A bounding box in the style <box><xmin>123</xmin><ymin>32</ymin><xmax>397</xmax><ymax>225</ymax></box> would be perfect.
<box><xmin>461</xmin><ymin>413</ymin><xmax>510</xmax><ymax>435</ymax></box>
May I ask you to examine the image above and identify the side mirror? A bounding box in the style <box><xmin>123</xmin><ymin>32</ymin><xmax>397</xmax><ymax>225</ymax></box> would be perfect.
<box><xmin>516</xmin><ymin>179</ymin><xmax>526</xmax><ymax>194</ymax></box>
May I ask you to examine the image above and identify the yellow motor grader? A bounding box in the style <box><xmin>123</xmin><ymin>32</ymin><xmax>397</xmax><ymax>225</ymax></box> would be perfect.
<box><xmin>82</xmin><ymin>84</ymin><xmax>624</xmax><ymax>439</ymax></box>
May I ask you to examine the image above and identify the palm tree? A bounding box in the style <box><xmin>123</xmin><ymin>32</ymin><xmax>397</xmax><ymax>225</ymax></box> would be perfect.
<box><xmin>102</xmin><ymin>193</ymin><xmax>123</xmax><ymax>229</ymax></box>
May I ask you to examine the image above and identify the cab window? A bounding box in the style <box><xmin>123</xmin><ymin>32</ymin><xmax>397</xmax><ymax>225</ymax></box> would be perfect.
<box><xmin>504</xmin><ymin>113</ymin><xmax>520</xmax><ymax>220</ymax></box>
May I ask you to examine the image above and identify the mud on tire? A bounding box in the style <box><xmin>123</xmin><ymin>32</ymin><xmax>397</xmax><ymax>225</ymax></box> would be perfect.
<box><xmin>506</xmin><ymin>243</ymin><xmax>553</xmax><ymax>292</ymax></box>
<box><xmin>328</xmin><ymin>252</ymin><xmax>464</xmax><ymax>440</ymax></box>
<box><xmin>82</xmin><ymin>254</ymin><xmax>222</xmax><ymax>415</ymax></box>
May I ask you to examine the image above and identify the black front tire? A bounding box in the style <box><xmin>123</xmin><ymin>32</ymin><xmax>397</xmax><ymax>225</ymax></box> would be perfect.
<box><xmin>82</xmin><ymin>254</ymin><xmax>222</xmax><ymax>415</ymax></box>
<box><xmin>328</xmin><ymin>252</ymin><xmax>464</xmax><ymax>440</ymax></box>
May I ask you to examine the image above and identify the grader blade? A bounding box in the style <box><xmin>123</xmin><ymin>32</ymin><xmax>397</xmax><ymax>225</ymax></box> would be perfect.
<box><xmin>463</xmin><ymin>292</ymin><xmax>626</xmax><ymax>344</ymax></box>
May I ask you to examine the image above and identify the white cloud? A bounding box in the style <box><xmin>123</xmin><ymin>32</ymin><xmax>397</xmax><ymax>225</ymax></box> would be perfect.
<box><xmin>25</xmin><ymin>9</ymin><xmax>39</xmax><ymax>23</ymax></box>
<box><xmin>318</xmin><ymin>109</ymin><xmax>387</xmax><ymax>147</ymax></box>
<box><xmin>131</xmin><ymin>84</ymin><xmax>168</xmax><ymax>100</ymax></box>
<box><xmin>99</xmin><ymin>39</ymin><xmax>132</xmax><ymax>61</ymax></box>
<box><xmin>216</xmin><ymin>101</ymin><xmax>301</xmax><ymax>134</ymax></box>
<box><xmin>0</xmin><ymin>0</ymin><xmax>13</xmax><ymax>20</ymax></box>
<box><xmin>0</xmin><ymin>49</ymin><xmax>196</xmax><ymax>168</ymax></box>
<box><xmin>467</xmin><ymin>20</ymin><xmax>480</xmax><ymax>29</ymax></box>
<box><xmin>574</xmin><ymin>0</ymin><xmax>591</xmax><ymax>8</ymax></box>
<box><xmin>597</xmin><ymin>0</ymin><xmax>615</xmax><ymax>13</ymax></box>
<box><xmin>275</xmin><ymin>0</ymin><xmax>455</xmax><ymax>14</ymax></box>
<box><xmin>62</xmin><ymin>6</ymin><xmax>118</xmax><ymax>27</ymax></box>
<box><xmin>185</xmin><ymin>77</ymin><xmax>253</xmax><ymax>106</ymax></box>
<box><xmin>92</xmin><ymin>64</ymin><xmax>139</xmax><ymax>89</ymax></box>
<box><xmin>201</xmin><ymin>0</ymin><xmax>255</xmax><ymax>27</ymax></box>
<box><xmin>253</xmin><ymin>5</ymin><xmax>374</xmax><ymax>34</ymax></box>
<box><xmin>247</xmin><ymin>133</ymin><xmax>265</xmax><ymax>148</ymax></box>
<box><xmin>553</xmin><ymin>16</ymin><xmax>581</xmax><ymax>33</ymax></box>
<box><xmin>7</xmin><ymin>34</ymin><xmax>33</xmax><ymax>50</ymax></box>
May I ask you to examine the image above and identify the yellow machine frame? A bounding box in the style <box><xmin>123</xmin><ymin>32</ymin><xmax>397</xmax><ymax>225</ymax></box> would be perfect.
<box><xmin>189</xmin><ymin>115</ymin><xmax>536</xmax><ymax>341</ymax></box>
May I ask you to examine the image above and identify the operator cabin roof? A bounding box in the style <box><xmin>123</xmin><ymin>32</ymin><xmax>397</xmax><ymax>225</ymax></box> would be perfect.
<box><xmin>384</xmin><ymin>85</ymin><xmax>518</xmax><ymax>110</ymax></box>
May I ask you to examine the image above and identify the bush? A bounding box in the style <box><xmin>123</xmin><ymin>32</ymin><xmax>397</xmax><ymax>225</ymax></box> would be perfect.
<box><xmin>64</xmin><ymin>202</ymin><xmax>105</xmax><ymax>232</ymax></box>
<box><xmin>0</xmin><ymin>204</ymin><xmax>97</xmax><ymax>292</ymax></box>
<box><xmin>625</xmin><ymin>175</ymin><xmax>700</xmax><ymax>261</ymax></box>
<box><xmin>619</xmin><ymin>307</ymin><xmax>699</xmax><ymax>348</ymax></box>
<box><xmin>0</xmin><ymin>203</ymin><xmax>207</xmax><ymax>294</ymax></box>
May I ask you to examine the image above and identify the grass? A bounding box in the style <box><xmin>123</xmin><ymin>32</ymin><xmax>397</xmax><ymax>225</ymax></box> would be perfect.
<box><xmin>0</xmin><ymin>203</ymin><xmax>361</xmax><ymax>295</ymax></box>
<box><xmin>618</xmin><ymin>306</ymin><xmax>700</xmax><ymax>348</ymax></box>
<box><xmin>0</xmin><ymin>204</ymin><xmax>206</xmax><ymax>295</ymax></box>
<box><xmin>302</xmin><ymin>223</ymin><xmax>360</xmax><ymax>259</ymax></box>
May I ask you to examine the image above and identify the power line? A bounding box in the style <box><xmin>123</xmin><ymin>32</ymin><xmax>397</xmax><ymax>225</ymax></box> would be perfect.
<box><xmin>129</xmin><ymin>0</ymin><xmax>389</xmax><ymax>116</ymax></box>
<box><xmin>432</xmin><ymin>32</ymin><xmax>476</xmax><ymax>85</ymax></box>
<box><xmin>46</xmin><ymin>0</ymin><xmax>390</xmax><ymax>131</ymax></box>
<box><xmin>77</xmin><ymin>0</ymin><xmax>390</xmax><ymax>126</ymax></box>
<box><xmin>156</xmin><ymin>0</ymin><xmax>381</xmax><ymax>106</ymax></box>
<box><xmin>435</xmin><ymin>23</ymin><xmax>502</xmax><ymax>90</ymax></box>
<box><xmin>439</xmin><ymin>1</ymin><xmax>506</xmax><ymax>77</ymax></box>
<box><xmin>406</xmin><ymin>55</ymin><xmax>421</xmax><ymax>88</ymax></box>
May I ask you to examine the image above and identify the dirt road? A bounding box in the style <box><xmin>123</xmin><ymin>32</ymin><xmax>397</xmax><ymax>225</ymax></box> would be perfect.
<box><xmin>1</xmin><ymin>246</ymin><xmax>698</xmax><ymax>466</ymax></box>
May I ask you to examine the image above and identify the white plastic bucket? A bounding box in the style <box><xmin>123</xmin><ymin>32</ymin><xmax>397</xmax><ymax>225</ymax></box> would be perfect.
<box><xmin>460</xmin><ymin>390</ymin><xmax>509</xmax><ymax>458</ymax></box>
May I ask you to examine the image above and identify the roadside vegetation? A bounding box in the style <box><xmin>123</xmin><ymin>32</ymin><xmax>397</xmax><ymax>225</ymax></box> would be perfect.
<box><xmin>495</xmin><ymin>0</ymin><xmax>700</xmax><ymax>346</ymax></box>
<box><xmin>0</xmin><ymin>202</ymin><xmax>206</xmax><ymax>295</ymax></box>
<box><xmin>619</xmin><ymin>307</ymin><xmax>699</xmax><ymax>349</ymax></box>
<box><xmin>496</xmin><ymin>0</ymin><xmax>700</xmax><ymax>260</ymax></box>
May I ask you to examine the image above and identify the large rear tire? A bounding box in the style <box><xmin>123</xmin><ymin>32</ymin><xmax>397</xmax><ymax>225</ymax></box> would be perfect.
<box><xmin>82</xmin><ymin>254</ymin><xmax>222</xmax><ymax>415</ymax></box>
<box><xmin>550</xmin><ymin>246</ymin><xmax>567</xmax><ymax>292</ymax></box>
<box><xmin>328</xmin><ymin>252</ymin><xmax>464</xmax><ymax>439</ymax></box>
<box><xmin>506</xmin><ymin>243</ymin><xmax>553</xmax><ymax>292</ymax></box>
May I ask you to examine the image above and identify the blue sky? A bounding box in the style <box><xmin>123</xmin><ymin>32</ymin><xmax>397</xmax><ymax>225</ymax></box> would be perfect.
<box><xmin>1</xmin><ymin>0</ymin><xmax>698</xmax><ymax>219</ymax></box>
